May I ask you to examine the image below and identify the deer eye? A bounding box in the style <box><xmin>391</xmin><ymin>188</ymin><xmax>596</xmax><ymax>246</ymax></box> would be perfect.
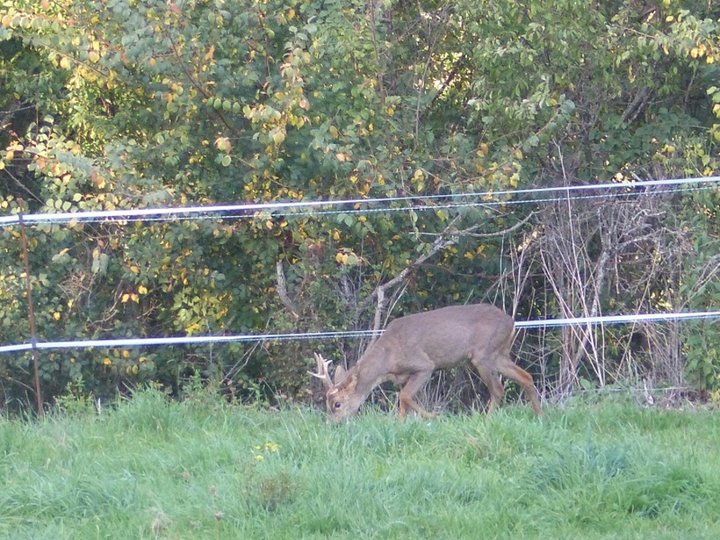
<box><xmin>333</xmin><ymin>401</ymin><xmax>342</xmax><ymax>409</ymax></box>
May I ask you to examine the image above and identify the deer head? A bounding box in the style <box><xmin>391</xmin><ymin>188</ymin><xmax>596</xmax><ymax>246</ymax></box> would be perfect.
<box><xmin>312</xmin><ymin>353</ymin><xmax>366</xmax><ymax>421</ymax></box>
<box><xmin>311</xmin><ymin>304</ymin><xmax>542</xmax><ymax>421</ymax></box>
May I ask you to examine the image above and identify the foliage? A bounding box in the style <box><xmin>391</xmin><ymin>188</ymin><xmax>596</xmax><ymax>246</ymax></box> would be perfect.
<box><xmin>0</xmin><ymin>0</ymin><xmax>719</xmax><ymax>407</ymax></box>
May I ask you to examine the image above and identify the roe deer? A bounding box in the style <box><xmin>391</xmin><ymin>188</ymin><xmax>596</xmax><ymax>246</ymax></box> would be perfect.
<box><xmin>312</xmin><ymin>303</ymin><xmax>541</xmax><ymax>421</ymax></box>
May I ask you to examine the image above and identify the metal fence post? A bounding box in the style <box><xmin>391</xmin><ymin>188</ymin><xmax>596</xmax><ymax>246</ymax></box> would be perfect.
<box><xmin>18</xmin><ymin>213</ymin><xmax>43</xmax><ymax>415</ymax></box>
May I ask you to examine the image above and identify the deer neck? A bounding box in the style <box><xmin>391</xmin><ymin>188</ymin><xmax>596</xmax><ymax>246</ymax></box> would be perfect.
<box><xmin>353</xmin><ymin>339</ymin><xmax>395</xmax><ymax>396</ymax></box>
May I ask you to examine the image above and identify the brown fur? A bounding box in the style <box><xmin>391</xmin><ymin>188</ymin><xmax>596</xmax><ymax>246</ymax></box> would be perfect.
<box><xmin>314</xmin><ymin>304</ymin><xmax>542</xmax><ymax>421</ymax></box>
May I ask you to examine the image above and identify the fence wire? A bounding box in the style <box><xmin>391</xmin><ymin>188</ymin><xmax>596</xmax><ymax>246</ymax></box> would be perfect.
<box><xmin>1</xmin><ymin>310</ymin><xmax>718</xmax><ymax>354</ymax></box>
<box><xmin>0</xmin><ymin>175</ymin><xmax>718</xmax><ymax>355</ymax></box>
<box><xmin>0</xmin><ymin>175</ymin><xmax>717</xmax><ymax>227</ymax></box>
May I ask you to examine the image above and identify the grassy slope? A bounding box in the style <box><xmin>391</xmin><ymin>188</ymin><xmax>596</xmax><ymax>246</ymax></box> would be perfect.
<box><xmin>1</xmin><ymin>390</ymin><xmax>719</xmax><ymax>539</ymax></box>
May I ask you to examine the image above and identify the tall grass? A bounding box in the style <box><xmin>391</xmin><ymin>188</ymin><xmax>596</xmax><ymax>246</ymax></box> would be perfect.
<box><xmin>1</xmin><ymin>388</ymin><xmax>719</xmax><ymax>539</ymax></box>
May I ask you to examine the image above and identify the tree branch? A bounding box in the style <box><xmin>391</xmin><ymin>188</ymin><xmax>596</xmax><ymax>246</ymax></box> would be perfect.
<box><xmin>275</xmin><ymin>260</ymin><xmax>300</xmax><ymax>319</ymax></box>
<box><xmin>360</xmin><ymin>215</ymin><xmax>461</xmax><ymax>333</ymax></box>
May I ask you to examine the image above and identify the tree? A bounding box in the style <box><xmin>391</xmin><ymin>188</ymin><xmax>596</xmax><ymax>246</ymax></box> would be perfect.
<box><xmin>1</xmin><ymin>0</ymin><xmax>718</xmax><ymax>409</ymax></box>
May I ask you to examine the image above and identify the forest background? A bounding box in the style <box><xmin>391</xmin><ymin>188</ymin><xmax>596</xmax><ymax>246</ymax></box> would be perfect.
<box><xmin>1</xmin><ymin>0</ymin><xmax>718</xmax><ymax>411</ymax></box>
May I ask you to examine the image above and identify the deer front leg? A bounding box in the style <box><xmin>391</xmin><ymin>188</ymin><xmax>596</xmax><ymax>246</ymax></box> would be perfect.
<box><xmin>398</xmin><ymin>370</ymin><xmax>435</xmax><ymax>420</ymax></box>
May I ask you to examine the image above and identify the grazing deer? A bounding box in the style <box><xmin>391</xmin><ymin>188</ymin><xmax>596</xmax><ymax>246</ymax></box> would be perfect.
<box><xmin>312</xmin><ymin>303</ymin><xmax>541</xmax><ymax>421</ymax></box>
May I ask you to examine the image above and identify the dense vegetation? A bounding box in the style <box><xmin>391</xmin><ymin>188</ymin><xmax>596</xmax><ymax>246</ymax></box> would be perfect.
<box><xmin>1</xmin><ymin>389</ymin><xmax>720</xmax><ymax>538</ymax></box>
<box><xmin>1</xmin><ymin>1</ymin><xmax>719</xmax><ymax>409</ymax></box>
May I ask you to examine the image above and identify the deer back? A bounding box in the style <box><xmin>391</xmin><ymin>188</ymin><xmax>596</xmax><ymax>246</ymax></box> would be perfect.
<box><xmin>375</xmin><ymin>304</ymin><xmax>515</xmax><ymax>371</ymax></box>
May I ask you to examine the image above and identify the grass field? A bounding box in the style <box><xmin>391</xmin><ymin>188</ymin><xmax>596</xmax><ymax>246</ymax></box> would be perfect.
<box><xmin>1</xmin><ymin>388</ymin><xmax>719</xmax><ymax>539</ymax></box>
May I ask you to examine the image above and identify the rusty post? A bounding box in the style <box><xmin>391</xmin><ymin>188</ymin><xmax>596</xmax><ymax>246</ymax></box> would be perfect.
<box><xmin>18</xmin><ymin>213</ymin><xmax>43</xmax><ymax>415</ymax></box>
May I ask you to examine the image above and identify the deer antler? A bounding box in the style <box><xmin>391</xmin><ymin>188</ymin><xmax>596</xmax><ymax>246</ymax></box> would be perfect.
<box><xmin>309</xmin><ymin>353</ymin><xmax>334</xmax><ymax>391</ymax></box>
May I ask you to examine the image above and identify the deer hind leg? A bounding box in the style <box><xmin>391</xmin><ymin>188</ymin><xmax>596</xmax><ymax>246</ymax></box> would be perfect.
<box><xmin>471</xmin><ymin>362</ymin><xmax>505</xmax><ymax>414</ymax></box>
<box><xmin>398</xmin><ymin>370</ymin><xmax>435</xmax><ymax>419</ymax></box>
<box><xmin>496</xmin><ymin>361</ymin><xmax>542</xmax><ymax>415</ymax></box>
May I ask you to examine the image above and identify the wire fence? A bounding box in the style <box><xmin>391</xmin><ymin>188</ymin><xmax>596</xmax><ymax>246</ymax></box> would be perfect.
<box><xmin>1</xmin><ymin>175</ymin><xmax>718</xmax><ymax>356</ymax></box>
<box><xmin>1</xmin><ymin>310</ymin><xmax>719</xmax><ymax>354</ymax></box>
<box><xmin>0</xmin><ymin>175</ymin><xmax>718</xmax><ymax>227</ymax></box>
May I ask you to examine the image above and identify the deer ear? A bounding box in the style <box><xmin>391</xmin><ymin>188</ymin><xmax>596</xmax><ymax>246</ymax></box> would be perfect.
<box><xmin>339</xmin><ymin>371</ymin><xmax>357</xmax><ymax>393</ymax></box>
<box><xmin>334</xmin><ymin>364</ymin><xmax>347</xmax><ymax>384</ymax></box>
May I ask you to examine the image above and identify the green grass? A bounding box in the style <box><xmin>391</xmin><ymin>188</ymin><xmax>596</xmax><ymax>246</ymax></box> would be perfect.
<box><xmin>1</xmin><ymin>389</ymin><xmax>720</xmax><ymax>539</ymax></box>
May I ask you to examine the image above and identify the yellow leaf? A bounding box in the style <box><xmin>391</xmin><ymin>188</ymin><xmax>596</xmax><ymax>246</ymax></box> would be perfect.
<box><xmin>131</xmin><ymin>293</ymin><xmax>140</xmax><ymax>303</ymax></box>
<box><xmin>53</xmin><ymin>312</ymin><xmax>61</xmax><ymax>320</ymax></box>
<box><xmin>88</xmin><ymin>51</ymin><xmax>100</xmax><ymax>63</ymax></box>
<box><xmin>215</xmin><ymin>137</ymin><xmax>232</xmax><ymax>152</ymax></box>
<box><xmin>1</xmin><ymin>13</ymin><xmax>13</xmax><ymax>28</ymax></box>
<box><xmin>103</xmin><ymin>357</ymin><xmax>112</xmax><ymax>366</ymax></box>
<box><xmin>130</xmin><ymin>265</ymin><xmax>140</xmax><ymax>274</ymax></box>
<box><xmin>121</xmin><ymin>293</ymin><xmax>130</xmax><ymax>303</ymax></box>
<box><xmin>138</xmin><ymin>285</ymin><xmax>148</xmax><ymax>294</ymax></box>
<box><xmin>59</xmin><ymin>56</ymin><xmax>71</xmax><ymax>69</ymax></box>
<box><xmin>271</xmin><ymin>128</ymin><xmax>286</xmax><ymax>145</ymax></box>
